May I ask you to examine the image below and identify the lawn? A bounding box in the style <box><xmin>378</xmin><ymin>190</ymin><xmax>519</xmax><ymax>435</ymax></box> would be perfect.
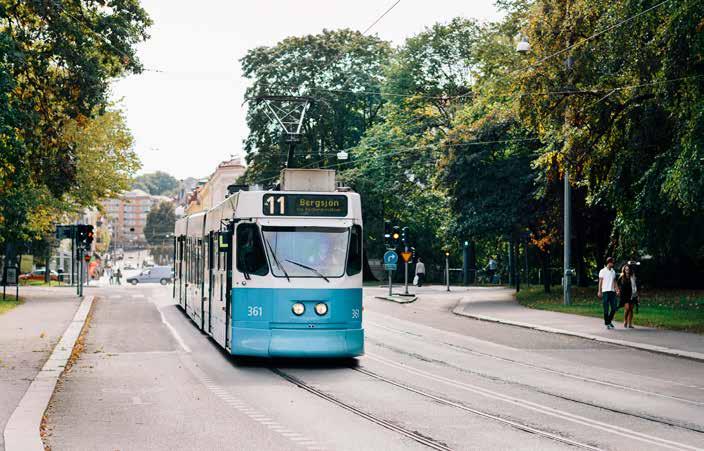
<box><xmin>0</xmin><ymin>294</ymin><xmax>22</xmax><ymax>315</ymax></box>
<box><xmin>516</xmin><ymin>286</ymin><xmax>704</xmax><ymax>334</ymax></box>
<box><xmin>19</xmin><ymin>279</ymin><xmax>62</xmax><ymax>287</ymax></box>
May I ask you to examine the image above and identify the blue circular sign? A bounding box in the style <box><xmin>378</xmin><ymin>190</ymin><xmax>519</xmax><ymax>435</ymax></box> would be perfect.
<box><xmin>383</xmin><ymin>251</ymin><xmax>398</xmax><ymax>265</ymax></box>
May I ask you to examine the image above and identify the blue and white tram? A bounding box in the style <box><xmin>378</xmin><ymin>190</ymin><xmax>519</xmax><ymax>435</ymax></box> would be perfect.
<box><xmin>173</xmin><ymin>180</ymin><xmax>364</xmax><ymax>358</ymax></box>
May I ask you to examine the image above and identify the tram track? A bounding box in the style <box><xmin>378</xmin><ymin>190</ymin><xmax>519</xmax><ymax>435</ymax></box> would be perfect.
<box><xmin>269</xmin><ymin>367</ymin><xmax>454</xmax><ymax>451</ymax></box>
<box><xmin>366</xmin><ymin>337</ymin><xmax>704</xmax><ymax>434</ymax></box>
<box><xmin>364</xmin><ymin>352</ymin><xmax>704</xmax><ymax>451</ymax></box>
<box><xmin>367</xmin><ymin>319</ymin><xmax>704</xmax><ymax>400</ymax></box>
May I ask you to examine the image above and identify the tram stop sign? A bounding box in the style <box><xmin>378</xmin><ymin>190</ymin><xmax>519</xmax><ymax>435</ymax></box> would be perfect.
<box><xmin>383</xmin><ymin>250</ymin><xmax>398</xmax><ymax>271</ymax></box>
<box><xmin>400</xmin><ymin>251</ymin><xmax>412</xmax><ymax>263</ymax></box>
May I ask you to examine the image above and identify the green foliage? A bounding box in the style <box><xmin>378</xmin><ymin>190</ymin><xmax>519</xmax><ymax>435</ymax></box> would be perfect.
<box><xmin>0</xmin><ymin>0</ymin><xmax>150</xmax><ymax>246</ymax></box>
<box><xmin>239</xmin><ymin>29</ymin><xmax>392</xmax><ymax>187</ymax></box>
<box><xmin>144</xmin><ymin>202</ymin><xmax>175</xmax><ymax>247</ymax></box>
<box><xmin>132</xmin><ymin>171</ymin><xmax>180</xmax><ymax>196</ymax></box>
<box><xmin>239</xmin><ymin>2</ymin><xmax>704</xmax><ymax>286</ymax></box>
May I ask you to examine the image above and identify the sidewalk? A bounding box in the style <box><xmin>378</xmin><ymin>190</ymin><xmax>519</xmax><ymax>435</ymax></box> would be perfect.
<box><xmin>0</xmin><ymin>288</ymin><xmax>81</xmax><ymax>451</ymax></box>
<box><xmin>452</xmin><ymin>286</ymin><xmax>704</xmax><ymax>362</ymax></box>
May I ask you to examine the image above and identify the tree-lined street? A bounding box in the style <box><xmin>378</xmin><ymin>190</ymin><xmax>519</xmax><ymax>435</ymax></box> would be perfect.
<box><xmin>22</xmin><ymin>284</ymin><xmax>702</xmax><ymax>450</ymax></box>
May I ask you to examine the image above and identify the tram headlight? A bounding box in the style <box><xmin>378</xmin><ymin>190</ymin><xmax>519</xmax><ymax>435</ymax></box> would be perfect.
<box><xmin>314</xmin><ymin>303</ymin><xmax>328</xmax><ymax>316</ymax></box>
<box><xmin>292</xmin><ymin>303</ymin><xmax>305</xmax><ymax>316</ymax></box>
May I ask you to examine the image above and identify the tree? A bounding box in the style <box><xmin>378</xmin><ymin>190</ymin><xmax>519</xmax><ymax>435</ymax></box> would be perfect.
<box><xmin>514</xmin><ymin>0</ymin><xmax>704</xmax><ymax>286</ymax></box>
<box><xmin>133</xmin><ymin>171</ymin><xmax>180</xmax><ymax>196</ymax></box>
<box><xmin>239</xmin><ymin>29</ymin><xmax>392</xmax><ymax>187</ymax></box>
<box><xmin>145</xmin><ymin>202</ymin><xmax>176</xmax><ymax>247</ymax></box>
<box><xmin>144</xmin><ymin>202</ymin><xmax>175</xmax><ymax>265</ymax></box>
<box><xmin>0</xmin><ymin>0</ymin><xmax>151</xmax><ymax>247</ymax></box>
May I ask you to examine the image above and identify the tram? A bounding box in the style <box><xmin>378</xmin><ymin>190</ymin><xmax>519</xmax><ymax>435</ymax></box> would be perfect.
<box><xmin>173</xmin><ymin>169</ymin><xmax>364</xmax><ymax>358</ymax></box>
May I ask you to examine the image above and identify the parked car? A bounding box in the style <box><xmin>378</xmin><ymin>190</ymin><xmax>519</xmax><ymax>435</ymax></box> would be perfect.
<box><xmin>123</xmin><ymin>263</ymin><xmax>136</xmax><ymax>270</ymax></box>
<box><xmin>126</xmin><ymin>266</ymin><xmax>173</xmax><ymax>285</ymax></box>
<box><xmin>19</xmin><ymin>268</ymin><xmax>59</xmax><ymax>281</ymax></box>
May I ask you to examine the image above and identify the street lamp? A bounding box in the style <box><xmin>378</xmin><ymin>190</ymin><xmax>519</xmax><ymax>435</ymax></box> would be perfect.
<box><xmin>516</xmin><ymin>36</ymin><xmax>573</xmax><ymax>305</ymax></box>
<box><xmin>516</xmin><ymin>34</ymin><xmax>531</xmax><ymax>53</ymax></box>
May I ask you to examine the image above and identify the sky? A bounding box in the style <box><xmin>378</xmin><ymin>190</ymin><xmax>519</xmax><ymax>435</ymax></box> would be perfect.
<box><xmin>110</xmin><ymin>0</ymin><xmax>503</xmax><ymax>180</ymax></box>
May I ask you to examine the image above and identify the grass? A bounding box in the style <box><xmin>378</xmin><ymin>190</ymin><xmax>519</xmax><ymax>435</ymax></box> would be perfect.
<box><xmin>19</xmin><ymin>279</ymin><xmax>62</xmax><ymax>286</ymax></box>
<box><xmin>516</xmin><ymin>286</ymin><xmax>704</xmax><ymax>334</ymax></box>
<box><xmin>0</xmin><ymin>293</ymin><xmax>22</xmax><ymax>315</ymax></box>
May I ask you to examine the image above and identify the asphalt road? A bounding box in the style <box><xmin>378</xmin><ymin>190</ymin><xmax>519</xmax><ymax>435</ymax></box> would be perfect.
<box><xmin>44</xmin><ymin>284</ymin><xmax>704</xmax><ymax>450</ymax></box>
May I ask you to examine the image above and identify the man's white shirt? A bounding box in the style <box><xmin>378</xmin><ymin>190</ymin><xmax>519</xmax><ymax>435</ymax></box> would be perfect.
<box><xmin>599</xmin><ymin>267</ymin><xmax>616</xmax><ymax>292</ymax></box>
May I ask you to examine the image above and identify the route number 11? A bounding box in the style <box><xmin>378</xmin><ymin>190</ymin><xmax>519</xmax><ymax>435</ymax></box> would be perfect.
<box><xmin>265</xmin><ymin>195</ymin><xmax>285</xmax><ymax>215</ymax></box>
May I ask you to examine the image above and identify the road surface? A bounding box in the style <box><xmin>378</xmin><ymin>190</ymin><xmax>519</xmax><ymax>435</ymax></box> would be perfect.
<box><xmin>44</xmin><ymin>285</ymin><xmax>704</xmax><ymax>450</ymax></box>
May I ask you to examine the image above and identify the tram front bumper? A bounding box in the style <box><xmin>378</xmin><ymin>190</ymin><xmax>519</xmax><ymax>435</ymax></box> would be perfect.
<box><xmin>231</xmin><ymin>327</ymin><xmax>364</xmax><ymax>358</ymax></box>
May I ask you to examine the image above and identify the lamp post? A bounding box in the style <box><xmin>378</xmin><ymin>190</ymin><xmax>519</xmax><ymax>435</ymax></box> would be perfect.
<box><xmin>517</xmin><ymin>36</ymin><xmax>574</xmax><ymax>305</ymax></box>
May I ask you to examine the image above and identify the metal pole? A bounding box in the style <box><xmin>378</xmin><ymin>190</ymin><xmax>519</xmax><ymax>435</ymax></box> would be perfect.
<box><xmin>79</xmin><ymin>250</ymin><xmax>83</xmax><ymax>298</ymax></box>
<box><xmin>71</xmin><ymin>234</ymin><xmax>75</xmax><ymax>287</ymax></box>
<box><xmin>388</xmin><ymin>270</ymin><xmax>393</xmax><ymax>296</ymax></box>
<box><xmin>445</xmin><ymin>255</ymin><xmax>450</xmax><ymax>292</ymax></box>
<box><xmin>564</xmin><ymin>167</ymin><xmax>572</xmax><ymax>305</ymax></box>
<box><xmin>403</xmin><ymin>245</ymin><xmax>409</xmax><ymax>295</ymax></box>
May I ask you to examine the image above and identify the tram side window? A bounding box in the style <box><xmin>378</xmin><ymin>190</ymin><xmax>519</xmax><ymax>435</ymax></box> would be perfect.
<box><xmin>346</xmin><ymin>225</ymin><xmax>362</xmax><ymax>276</ymax></box>
<box><xmin>236</xmin><ymin>223</ymin><xmax>268</xmax><ymax>276</ymax></box>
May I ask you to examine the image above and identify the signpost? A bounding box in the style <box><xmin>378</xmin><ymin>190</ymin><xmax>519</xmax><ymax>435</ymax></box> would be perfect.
<box><xmin>400</xmin><ymin>249</ymin><xmax>412</xmax><ymax>295</ymax></box>
<box><xmin>383</xmin><ymin>250</ymin><xmax>398</xmax><ymax>296</ymax></box>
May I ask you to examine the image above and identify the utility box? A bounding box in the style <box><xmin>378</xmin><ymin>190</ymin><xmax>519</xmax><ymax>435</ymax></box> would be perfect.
<box><xmin>280</xmin><ymin>169</ymin><xmax>336</xmax><ymax>192</ymax></box>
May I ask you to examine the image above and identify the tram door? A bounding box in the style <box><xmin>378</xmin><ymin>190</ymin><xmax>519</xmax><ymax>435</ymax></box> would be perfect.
<box><xmin>204</xmin><ymin>231</ymin><xmax>213</xmax><ymax>333</ymax></box>
<box><xmin>224</xmin><ymin>222</ymin><xmax>234</xmax><ymax>349</ymax></box>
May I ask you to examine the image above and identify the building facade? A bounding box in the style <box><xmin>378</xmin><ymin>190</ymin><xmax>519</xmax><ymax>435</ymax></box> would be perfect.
<box><xmin>186</xmin><ymin>157</ymin><xmax>246</xmax><ymax>215</ymax></box>
<box><xmin>102</xmin><ymin>189</ymin><xmax>173</xmax><ymax>250</ymax></box>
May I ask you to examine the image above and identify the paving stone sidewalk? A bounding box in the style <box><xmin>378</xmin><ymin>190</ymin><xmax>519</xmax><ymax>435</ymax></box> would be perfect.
<box><xmin>450</xmin><ymin>286</ymin><xmax>704</xmax><ymax>361</ymax></box>
<box><xmin>0</xmin><ymin>288</ymin><xmax>80</xmax><ymax>451</ymax></box>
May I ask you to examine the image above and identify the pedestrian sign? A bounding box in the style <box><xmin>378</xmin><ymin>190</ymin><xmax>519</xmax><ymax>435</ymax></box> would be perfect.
<box><xmin>383</xmin><ymin>250</ymin><xmax>398</xmax><ymax>271</ymax></box>
<box><xmin>400</xmin><ymin>252</ymin><xmax>412</xmax><ymax>262</ymax></box>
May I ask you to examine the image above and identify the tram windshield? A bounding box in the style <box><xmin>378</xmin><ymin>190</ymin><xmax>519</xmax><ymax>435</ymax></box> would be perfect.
<box><xmin>261</xmin><ymin>226</ymin><xmax>349</xmax><ymax>279</ymax></box>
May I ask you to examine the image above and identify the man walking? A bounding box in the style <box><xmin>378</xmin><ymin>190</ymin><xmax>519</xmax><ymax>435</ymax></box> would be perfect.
<box><xmin>598</xmin><ymin>257</ymin><xmax>618</xmax><ymax>329</ymax></box>
<box><xmin>486</xmin><ymin>257</ymin><xmax>498</xmax><ymax>284</ymax></box>
<box><xmin>415</xmin><ymin>258</ymin><xmax>426</xmax><ymax>287</ymax></box>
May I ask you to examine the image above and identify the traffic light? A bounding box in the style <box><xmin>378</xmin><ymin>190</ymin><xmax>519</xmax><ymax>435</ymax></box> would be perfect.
<box><xmin>85</xmin><ymin>225</ymin><xmax>94</xmax><ymax>248</ymax></box>
<box><xmin>401</xmin><ymin>227</ymin><xmax>409</xmax><ymax>245</ymax></box>
<box><xmin>76</xmin><ymin>225</ymin><xmax>94</xmax><ymax>250</ymax></box>
<box><xmin>391</xmin><ymin>226</ymin><xmax>401</xmax><ymax>248</ymax></box>
<box><xmin>384</xmin><ymin>220</ymin><xmax>391</xmax><ymax>248</ymax></box>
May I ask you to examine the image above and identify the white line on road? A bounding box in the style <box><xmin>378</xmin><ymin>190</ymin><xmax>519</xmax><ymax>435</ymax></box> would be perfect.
<box><xmin>368</xmin><ymin>319</ymin><xmax>704</xmax><ymax>401</ymax></box>
<box><xmin>367</xmin><ymin>353</ymin><xmax>702</xmax><ymax>451</ymax></box>
<box><xmin>159</xmin><ymin>309</ymin><xmax>191</xmax><ymax>353</ymax></box>
<box><xmin>4</xmin><ymin>295</ymin><xmax>95</xmax><ymax>451</ymax></box>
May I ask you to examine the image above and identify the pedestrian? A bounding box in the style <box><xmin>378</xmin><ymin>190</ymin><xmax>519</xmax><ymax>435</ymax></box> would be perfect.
<box><xmin>617</xmin><ymin>264</ymin><xmax>639</xmax><ymax>328</ymax></box>
<box><xmin>115</xmin><ymin>268</ymin><xmax>122</xmax><ymax>285</ymax></box>
<box><xmin>415</xmin><ymin>258</ymin><xmax>426</xmax><ymax>287</ymax></box>
<box><xmin>107</xmin><ymin>267</ymin><xmax>114</xmax><ymax>285</ymax></box>
<box><xmin>598</xmin><ymin>257</ymin><xmax>618</xmax><ymax>329</ymax></box>
<box><xmin>486</xmin><ymin>257</ymin><xmax>498</xmax><ymax>284</ymax></box>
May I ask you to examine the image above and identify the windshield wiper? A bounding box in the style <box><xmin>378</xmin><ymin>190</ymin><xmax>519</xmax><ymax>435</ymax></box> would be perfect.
<box><xmin>262</xmin><ymin>235</ymin><xmax>290</xmax><ymax>282</ymax></box>
<box><xmin>285</xmin><ymin>259</ymin><xmax>330</xmax><ymax>283</ymax></box>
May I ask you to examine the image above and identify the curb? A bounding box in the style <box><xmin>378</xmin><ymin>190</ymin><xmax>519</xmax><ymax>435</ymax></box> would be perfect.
<box><xmin>452</xmin><ymin>306</ymin><xmax>704</xmax><ymax>363</ymax></box>
<box><xmin>3</xmin><ymin>295</ymin><xmax>95</xmax><ymax>451</ymax></box>
<box><xmin>375</xmin><ymin>295</ymin><xmax>418</xmax><ymax>304</ymax></box>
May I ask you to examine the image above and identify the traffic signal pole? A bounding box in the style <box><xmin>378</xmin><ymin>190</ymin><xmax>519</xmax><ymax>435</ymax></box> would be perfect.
<box><xmin>403</xmin><ymin>245</ymin><xmax>409</xmax><ymax>295</ymax></box>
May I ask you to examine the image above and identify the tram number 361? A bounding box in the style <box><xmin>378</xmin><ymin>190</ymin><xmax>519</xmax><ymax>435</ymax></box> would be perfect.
<box><xmin>247</xmin><ymin>306</ymin><xmax>263</xmax><ymax>317</ymax></box>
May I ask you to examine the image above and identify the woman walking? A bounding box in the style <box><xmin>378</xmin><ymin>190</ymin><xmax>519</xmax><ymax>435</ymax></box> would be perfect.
<box><xmin>617</xmin><ymin>264</ymin><xmax>639</xmax><ymax>328</ymax></box>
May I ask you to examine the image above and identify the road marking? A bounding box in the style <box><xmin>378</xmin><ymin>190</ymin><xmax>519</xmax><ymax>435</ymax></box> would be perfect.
<box><xmin>369</xmin><ymin>319</ymin><xmax>704</xmax><ymax>399</ymax></box>
<box><xmin>159</xmin><ymin>309</ymin><xmax>191</xmax><ymax>353</ymax></box>
<box><xmin>4</xmin><ymin>295</ymin><xmax>95</xmax><ymax>451</ymax></box>
<box><xmin>367</xmin><ymin>353</ymin><xmax>702</xmax><ymax>451</ymax></box>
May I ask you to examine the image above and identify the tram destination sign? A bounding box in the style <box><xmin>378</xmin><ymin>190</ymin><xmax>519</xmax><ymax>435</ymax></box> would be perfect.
<box><xmin>262</xmin><ymin>194</ymin><xmax>348</xmax><ymax>217</ymax></box>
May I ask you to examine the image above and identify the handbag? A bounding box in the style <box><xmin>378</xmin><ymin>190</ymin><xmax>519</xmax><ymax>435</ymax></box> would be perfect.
<box><xmin>413</xmin><ymin>275</ymin><xmax>419</xmax><ymax>286</ymax></box>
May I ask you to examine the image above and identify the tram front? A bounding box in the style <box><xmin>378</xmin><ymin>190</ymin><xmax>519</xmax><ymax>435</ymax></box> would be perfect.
<box><xmin>230</xmin><ymin>189</ymin><xmax>364</xmax><ymax>358</ymax></box>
